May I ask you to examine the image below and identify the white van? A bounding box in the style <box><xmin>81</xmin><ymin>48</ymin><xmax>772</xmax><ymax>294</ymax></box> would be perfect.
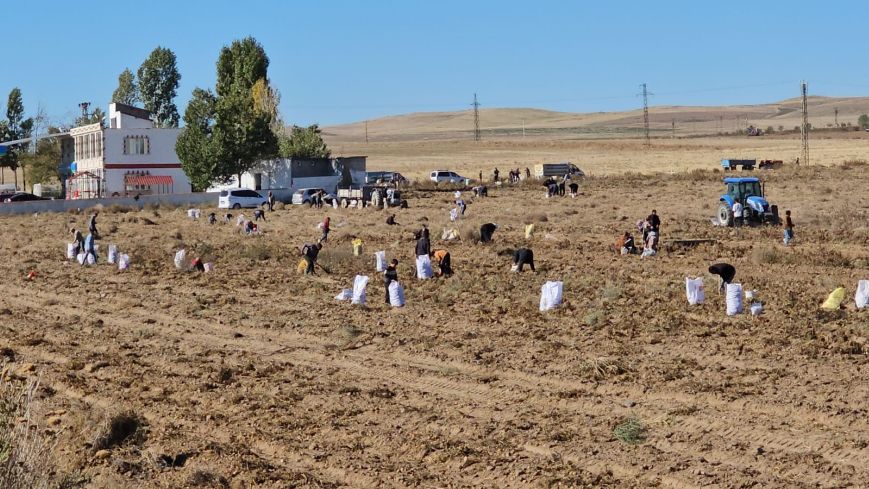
<box><xmin>218</xmin><ymin>188</ymin><xmax>267</xmax><ymax>209</ymax></box>
<box><xmin>429</xmin><ymin>170</ymin><xmax>468</xmax><ymax>184</ymax></box>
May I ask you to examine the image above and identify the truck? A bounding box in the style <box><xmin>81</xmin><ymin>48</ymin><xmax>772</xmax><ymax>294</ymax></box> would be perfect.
<box><xmin>337</xmin><ymin>186</ymin><xmax>374</xmax><ymax>208</ymax></box>
<box><xmin>717</xmin><ymin>177</ymin><xmax>779</xmax><ymax>226</ymax></box>
<box><xmin>534</xmin><ymin>162</ymin><xmax>584</xmax><ymax>179</ymax></box>
<box><xmin>721</xmin><ymin>159</ymin><xmax>756</xmax><ymax>171</ymax></box>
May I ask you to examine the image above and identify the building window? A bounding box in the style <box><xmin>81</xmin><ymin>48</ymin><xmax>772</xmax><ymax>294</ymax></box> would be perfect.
<box><xmin>123</xmin><ymin>135</ymin><xmax>150</xmax><ymax>155</ymax></box>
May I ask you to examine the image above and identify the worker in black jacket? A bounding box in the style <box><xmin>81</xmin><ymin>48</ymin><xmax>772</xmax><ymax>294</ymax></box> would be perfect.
<box><xmin>708</xmin><ymin>263</ymin><xmax>736</xmax><ymax>293</ymax></box>
<box><xmin>301</xmin><ymin>243</ymin><xmax>322</xmax><ymax>275</ymax></box>
<box><xmin>512</xmin><ymin>248</ymin><xmax>535</xmax><ymax>272</ymax></box>
<box><xmin>415</xmin><ymin>234</ymin><xmax>430</xmax><ymax>257</ymax></box>
<box><xmin>480</xmin><ymin>223</ymin><xmax>498</xmax><ymax>243</ymax></box>
<box><xmin>383</xmin><ymin>259</ymin><xmax>399</xmax><ymax>304</ymax></box>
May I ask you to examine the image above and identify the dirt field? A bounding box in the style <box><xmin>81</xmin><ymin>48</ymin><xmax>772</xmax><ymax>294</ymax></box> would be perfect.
<box><xmin>0</xmin><ymin>160</ymin><xmax>867</xmax><ymax>487</ymax></box>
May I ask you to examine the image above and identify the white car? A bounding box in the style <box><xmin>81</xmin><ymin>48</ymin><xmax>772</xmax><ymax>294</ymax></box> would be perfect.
<box><xmin>218</xmin><ymin>188</ymin><xmax>267</xmax><ymax>209</ymax></box>
<box><xmin>291</xmin><ymin>188</ymin><xmax>336</xmax><ymax>206</ymax></box>
<box><xmin>430</xmin><ymin>170</ymin><xmax>468</xmax><ymax>184</ymax></box>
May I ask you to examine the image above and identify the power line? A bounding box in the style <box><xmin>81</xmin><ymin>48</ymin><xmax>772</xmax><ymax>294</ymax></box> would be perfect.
<box><xmin>472</xmin><ymin>93</ymin><xmax>481</xmax><ymax>141</ymax></box>
<box><xmin>800</xmin><ymin>81</ymin><xmax>810</xmax><ymax>165</ymax></box>
<box><xmin>639</xmin><ymin>83</ymin><xmax>652</xmax><ymax>147</ymax></box>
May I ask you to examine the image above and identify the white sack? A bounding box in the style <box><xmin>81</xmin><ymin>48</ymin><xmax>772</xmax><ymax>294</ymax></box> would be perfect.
<box><xmin>389</xmin><ymin>281</ymin><xmax>405</xmax><ymax>307</ymax></box>
<box><xmin>203</xmin><ymin>262</ymin><xmax>214</xmax><ymax>273</ymax></box>
<box><xmin>334</xmin><ymin>288</ymin><xmax>352</xmax><ymax>301</ymax></box>
<box><xmin>76</xmin><ymin>253</ymin><xmax>86</xmax><ymax>265</ymax></box>
<box><xmin>187</xmin><ymin>209</ymin><xmax>201</xmax><ymax>219</ymax></box>
<box><xmin>726</xmin><ymin>283</ymin><xmax>744</xmax><ymax>316</ymax></box>
<box><xmin>86</xmin><ymin>253</ymin><xmax>96</xmax><ymax>265</ymax></box>
<box><xmin>539</xmin><ymin>281</ymin><xmax>564</xmax><ymax>312</ymax></box>
<box><xmin>174</xmin><ymin>249</ymin><xmax>186</xmax><ymax>269</ymax></box>
<box><xmin>685</xmin><ymin>277</ymin><xmax>705</xmax><ymax>305</ymax></box>
<box><xmin>750</xmin><ymin>302</ymin><xmax>763</xmax><ymax>315</ymax></box>
<box><xmin>67</xmin><ymin>243</ymin><xmax>77</xmax><ymax>260</ymax></box>
<box><xmin>856</xmin><ymin>280</ymin><xmax>869</xmax><ymax>309</ymax></box>
<box><xmin>107</xmin><ymin>245</ymin><xmax>118</xmax><ymax>265</ymax></box>
<box><xmin>415</xmin><ymin>255</ymin><xmax>432</xmax><ymax>280</ymax></box>
<box><xmin>450</xmin><ymin>208</ymin><xmax>458</xmax><ymax>222</ymax></box>
<box><xmin>351</xmin><ymin>275</ymin><xmax>369</xmax><ymax>305</ymax></box>
<box><xmin>118</xmin><ymin>254</ymin><xmax>130</xmax><ymax>271</ymax></box>
<box><xmin>375</xmin><ymin>251</ymin><xmax>386</xmax><ymax>272</ymax></box>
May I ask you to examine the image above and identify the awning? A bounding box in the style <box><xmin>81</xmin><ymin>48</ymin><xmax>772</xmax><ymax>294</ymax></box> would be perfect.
<box><xmin>125</xmin><ymin>175</ymin><xmax>173</xmax><ymax>186</ymax></box>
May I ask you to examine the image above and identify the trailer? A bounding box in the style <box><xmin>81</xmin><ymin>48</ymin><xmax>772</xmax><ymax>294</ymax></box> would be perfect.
<box><xmin>533</xmin><ymin>162</ymin><xmax>585</xmax><ymax>179</ymax></box>
<box><xmin>721</xmin><ymin>159</ymin><xmax>756</xmax><ymax>171</ymax></box>
<box><xmin>337</xmin><ymin>186</ymin><xmax>373</xmax><ymax>208</ymax></box>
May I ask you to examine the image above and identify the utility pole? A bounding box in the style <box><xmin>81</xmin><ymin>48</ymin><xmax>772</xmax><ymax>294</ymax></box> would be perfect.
<box><xmin>78</xmin><ymin>102</ymin><xmax>90</xmax><ymax>123</ymax></box>
<box><xmin>800</xmin><ymin>81</ymin><xmax>809</xmax><ymax>165</ymax></box>
<box><xmin>640</xmin><ymin>83</ymin><xmax>651</xmax><ymax>147</ymax></box>
<box><xmin>671</xmin><ymin>119</ymin><xmax>675</xmax><ymax>139</ymax></box>
<box><xmin>365</xmin><ymin>121</ymin><xmax>369</xmax><ymax>143</ymax></box>
<box><xmin>834</xmin><ymin>107</ymin><xmax>838</xmax><ymax>127</ymax></box>
<box><xmin>472</xmin><ymin>93</ymin><xmax>481</xmax><ymax>141</ymax></box>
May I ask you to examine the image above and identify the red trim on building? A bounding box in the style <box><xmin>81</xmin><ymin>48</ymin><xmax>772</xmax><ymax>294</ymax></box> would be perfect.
<box><xmin>104</xmin><ymin>163</ymin><xmax>182</xmax><ymax>169</ymax></box>
<box><xmin>125</xmin><ymin>175</ymin><xmax>174</xmax><ymax>186</ymax></box>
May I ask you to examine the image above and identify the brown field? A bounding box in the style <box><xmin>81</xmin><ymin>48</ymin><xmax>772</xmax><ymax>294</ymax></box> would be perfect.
<box><xmin>1</xmin><ymin>158</ymin><xmax>867</xmax><ymax>487</ymax></box>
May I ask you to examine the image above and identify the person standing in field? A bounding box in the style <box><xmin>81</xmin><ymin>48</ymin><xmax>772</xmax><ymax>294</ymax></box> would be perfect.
<box><xmin>319</xmin><ymin>216</ymin><xmax>331</xmax><ymax>243</ymax></box>
<box><xmin>267</xmin><ymin>190</ymin><xmax>275</xmax><ymax>212</ymax></box>
<box><xmin>493</xmin><ymin>168</ymin><xmax>500</xmax><ymax>182</ymax></box>
<box><xmin>383</xmin><ymin>259</ymin><xmax>399</xmax><ymax>304</ymax></box>
<box><xmin>731</xmin><ymin>200</ymin><xmax>743</xmax><ymax>227</ymax></box>
<box><xmin>88</xmin><ymin>211</ymin><xmax>99</xmax><ymax>238</ymax></box>
<box><xmin>783</xmin><ymin>210</ymin><xmax>795</xmax><ymax>245</ymax></box>
<box><xmin>301</xmin><ymin>243</ymin><xmax>322</xmax><ymax>275</ymax></box>
<box><xmin>646</xmin><ymin>209</ymin><xmax>660</xmax><ymax>234</ymax></box>
<box><xmin>70</xmin><ymin>228</ymin><xmax>85</xmax><ymax>255</ymax></box>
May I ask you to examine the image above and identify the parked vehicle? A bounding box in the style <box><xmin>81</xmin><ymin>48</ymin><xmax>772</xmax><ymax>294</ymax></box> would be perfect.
<box><xmin>337</xmin><ymin>186</ymin><xmax>373</xmax><ymax>208</ymax></box>
<box><xmin>1</xmin><ymin>192</ymin><xmax>50</xmax><ymax>203</ymax></box>
<box><xmin>218</xmin><ymin>188</ymin><xmax>268</xmax><ymax>209</ymax></box>
<box><xmin>533</xmin><ymin>162</ymin><xmax>584</xmax><ymax>179</ymax></box>
<box><xmin>721</xmin><ymin>159</ymin><xmax>757</xmax><ymax>171</ymax></box>
<box><xmin>366</xmin><ymin>171</ymin><xmax>408</xmax><ymax>186</ymax></box>
<box><xmin>429</xmin><ymin>170</ymin><xmax>469</xmax><ymax>184</ymax></box>
<box><xmin>717</xmin><ymin>177</ymin><xmax>779</xmax><ymax>226</ymax></box>
<box><xmin>291</xmin><ymin>188</ymin><xmax>336</xmax><ymax>206</ymax></box>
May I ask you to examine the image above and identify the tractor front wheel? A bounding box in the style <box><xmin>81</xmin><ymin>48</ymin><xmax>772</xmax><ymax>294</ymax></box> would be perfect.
<box><xmin>718</xmin><ymin>204</ymin><xmax>733</xmax><ymax>227</ymax></box>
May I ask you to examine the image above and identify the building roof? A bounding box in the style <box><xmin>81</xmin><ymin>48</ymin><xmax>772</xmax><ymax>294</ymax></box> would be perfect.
<box><xmin>723</xmin><ymin>177</ymin><xmax>760</xmax><ymax>183</ymax></box>
<box><xmin>125</xmin><ymin>175</ymin><xmax>173</xmax><ymax>186</ymax></box>
<box><xmin>113</xmin><ymin>103</ymin><xmax>152</xmax><ymax>121</ymax></box>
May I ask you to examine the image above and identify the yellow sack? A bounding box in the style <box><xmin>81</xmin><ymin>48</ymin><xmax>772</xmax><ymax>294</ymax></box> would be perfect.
<box><xmin>525</xmin><ymin>224</ymin><xmax>535</xmax><ymax>239</ymax></box>
<box><xmin>821</xmin><ymin>287</ymin><xmax>846</xmax><ymax>310</ymax></box>
<box><xmin>297</xmin><ymin>258</ymin><xmax>307</xmax><ymax>274</ymax></box>
<box><xmin>352</xmin><ymin>238</ymin><xmax>364</xmax><ymax>256</ymax></box>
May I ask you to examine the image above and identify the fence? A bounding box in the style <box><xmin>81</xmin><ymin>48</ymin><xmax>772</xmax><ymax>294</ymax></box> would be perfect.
<box><xmin>0</xmin><ymin>192</ymin><xmax>218</xmax><ymax>216</ymax></box>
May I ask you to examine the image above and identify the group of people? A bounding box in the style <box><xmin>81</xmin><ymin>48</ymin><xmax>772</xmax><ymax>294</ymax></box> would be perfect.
<box><xmin>69</xmin><ymin>211</ymin><xmax>100</xmax><ymax>265</ymax></box>
<box><xmin>488</xmin><ymin>167</ymin><xmax>531</xmax><ymax>184</ymax></box>
<box><xmin>618</xmin><ymin>210</ymin><xmax>661</xmax><ymax>256</ymax></box>
<box><xmin>543</xmin><ymin>175</ymin><xmax>579</xmax><ymax>198</ymax></box>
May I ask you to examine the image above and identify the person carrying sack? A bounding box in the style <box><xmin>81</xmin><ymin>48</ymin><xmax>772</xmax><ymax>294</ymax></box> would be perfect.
<box><xmin>383</xmin><ymin>259</ymin><xmax>399</xmax><ymax>304</ymax></box>
<box><xmin>301</xmin><ymin>243</ymin><xmax>322</xmax><ymax>275</ymax></box>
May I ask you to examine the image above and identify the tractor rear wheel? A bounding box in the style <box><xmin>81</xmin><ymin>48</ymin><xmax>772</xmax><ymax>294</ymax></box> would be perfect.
<box><xmin>718</xmin><ymin>204</ymin><xmax>733</xmax><ymax>227</ymax></box>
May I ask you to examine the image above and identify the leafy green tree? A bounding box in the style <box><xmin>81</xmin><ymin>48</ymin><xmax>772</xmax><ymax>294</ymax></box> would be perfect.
<box><xmin>211</xmin><ymin>37</ymin><xmax>277</xmax><ymax>184</ymax></box>
<box><xmin>279</xmin><ymin>125</ymin><xmax>331</xmax><ymax>158</ymax></box>
<box><xmin>858</xmin><ymin>114</ymin><xmax>869</xmax><ymax>129</ymax></box>
<box><xmin>20</xmin><ymin>127</ymin><xmax>62</xmax><ymax>186</ymax></box>
<box><xmin>112</xmin><ymin>68</ymin><xmax>139</xmax><ymax>106</ymax></box>
<box><xmin>176</xmin><ymin>88</ymin><xmax>217</xmax><ymax>191</ymax></box>
<box><xmin>1</xmin><ymin>88</ymin><xmax>34</xmax><ymax>187</ymax></box>
<box><xmin>137</xmin><ymin>47</ymin><xmax>181</xmax><ymax>127</ymax></box>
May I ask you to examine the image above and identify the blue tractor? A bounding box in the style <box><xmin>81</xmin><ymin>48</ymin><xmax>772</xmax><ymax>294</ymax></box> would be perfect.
<box><xmin>717</xmin><ymin>177</ymin><xmax>779</xmax><ymax>226</ymax></box>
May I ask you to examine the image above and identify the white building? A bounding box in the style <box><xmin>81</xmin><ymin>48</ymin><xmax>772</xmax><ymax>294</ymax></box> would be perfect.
<box><xmin>209</xmin><ymin>156</ymin><xmax>367</xmax><ymax>201</ymax></box>
<box><xmin>67</xmin><ymin>103</ymin><xmax>191</xmax><ymax>199</ymax></box>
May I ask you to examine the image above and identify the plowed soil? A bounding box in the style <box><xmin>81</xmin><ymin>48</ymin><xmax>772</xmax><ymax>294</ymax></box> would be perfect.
<box><xmin>1</xmin><ymin>163</ymin><xmax>867</xmax><ymax>488</ymax></box>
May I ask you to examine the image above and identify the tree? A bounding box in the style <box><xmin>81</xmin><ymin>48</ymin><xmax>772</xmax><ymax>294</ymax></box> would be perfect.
<box><xmin>20</xmin><ymin>127</ymin><xmax>62</xmax><ymax>187</ymax></box>
<box><xmin>858</xmin><ymin>114</ymin><xmax>869</xmax><ymax>129</ymax></box>
<box><xmin>279</xmin><ymin>125</ymin><xmax>331</xmax><ymax>158</ymax></box>
<box><xmin>1</xmin><ymin>88</ymin><xmax>34</xmax><ymax>188</ymax></box>
<box><xmin>112</xmin><ymin>68</ymin><xmax>139</xmax><ymax>106</ymax></box>
<box><xmin>76</xmin><ymin>107</ymin><xmax>105</xmax><ymax>126</ymax></box>
<box><xmin>137</xmin><ymin>47</ymin><xmax>181</xmax><ymax>128</ymax></box>
<box><xmin>176</xmin><ymin>88</ymin><xmax>217</xmax><ymax>191</ymax></box>
<box><xmin>211</xmin><ymin>37</ymin><xmax>277</xmax><ymax>184</ymax></box>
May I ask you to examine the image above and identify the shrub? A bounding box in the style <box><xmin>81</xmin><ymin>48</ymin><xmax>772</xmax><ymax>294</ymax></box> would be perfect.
<box><xmin>613</xmin><ymin>417</ymin><xmax>646</xmax><ymax>445</ymax></box>
<box><xmin>91</xmin><ymin>411</ymin><xmax>145</xmax><ymax>451</ymax></box>
<box><xmin>0</xmin><ymin>380</ymin><xmax>56</xmax><ymax>489</ymax></box>
<box><xmin>751</xmin><ymin>245</ymin><xmax>788</xmax><ymax>265</ymax></box>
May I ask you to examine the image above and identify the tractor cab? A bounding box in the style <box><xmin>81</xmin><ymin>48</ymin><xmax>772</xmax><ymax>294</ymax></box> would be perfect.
<box><xmin>718</xmin><ymin>177</ymin><xmax>779</xmax><ymax>226</ymax></box>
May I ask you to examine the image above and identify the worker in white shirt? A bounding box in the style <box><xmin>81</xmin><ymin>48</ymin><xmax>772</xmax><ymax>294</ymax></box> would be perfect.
<box><xmin>731</xmin><ymin>199</ymin><xmax>743</xmax><ymax>227</ymax></box>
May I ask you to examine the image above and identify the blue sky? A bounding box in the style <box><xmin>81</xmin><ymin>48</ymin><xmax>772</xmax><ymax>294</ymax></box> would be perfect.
<box><xmin>3</xmin><ymin>0</ymin><xmax>869</xmax><ymax>127</ymax></box>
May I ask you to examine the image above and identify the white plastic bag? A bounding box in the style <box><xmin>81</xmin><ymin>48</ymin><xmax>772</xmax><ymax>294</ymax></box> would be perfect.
<box><xmin>332</xmin><ymin>199</ymin><xmax>338</xmax><ymax>209</ymax></box>
<box><xmin>174</xmin><ymin>249</ymin><xmax>186</xmax><ymax>269</ymax></box>
<box><xmin>726</xmin><ymin>283</ymin><xmax>744</xmax><ymax>316</ymax></box>
<box><xmin>107</xmin><ymin>245</ymin><xmax>118</xmax><ymax>264</ymax></box>
<box><xmin>351</xmin><ymin>275</ymin><xmax>369</xmax><ymax>305</ymax></box>
<box><xmin>118</xmin><ymin>254</ymin><xmax>130</xmax><ymax>271</ymax></box>
<box><xmin>641</xmin><ymin>248</ymin><xmax>657</xmax><ymax>258</ymax></box>
<box><xmin>389</xmin><ymin>281</ymin><xmax>405</xmax><ymax>307</ymax></box>
<box><xmin>76</xmin><ymin>253</ymin><xmax>86</xmax><ymax>265</ymax></box>
<box><xmin>67</xmin><ymin>243</ymin><xmax>77</xmax><ymax>260</ymax></box>
<box><xmin>86</xmin><ymin>253</ymin><xmax>96</xmax><ymax>265</ymax></box>
<box><xmin>187</xmin><ymin>209</ymin><xmax>201</xmax><ymax>219</ymax></box>
<box><xmin>334</xmin><ymin>289</ymin><xmax>352</xmax><ymax>301</ymax></box>
<box><xmin>450</xmin><ymin>208</ymin><xmax>458</xmax><ymax>222</ymax></box>
<box><xmin>539</xmin><ymin>281</ymin><xmax>564</xmax><ymax>312</ymax></box>
<box><xmin>685</xmin><ymin>277</ymin><xmax>705</xmax><ymax>305</ymax></box>
<box><xmin>415</xmin><ymin>255</ymin><xmax>432</xmax><ymax>280</ymax></box>
<box><xmin>375</xmin><ymin>251</ymin><xmax>386</xmax><ymax>272</ymax></box>
<box><xmin>203</xmin><ymin>262</ymin><xmax>213</xmax><ymax>273</ymax></box>
<box><xmin>750</xmin><ymin>302</ymin><xmax>763</xmax><ymax>315</ymax></box>
<box><xmin>856</xmin><ymin>280</ymin><xmax>869</xmax><ymax>309</ymax></box>
<box><xmin>745</xmin><ymin>290</ymin><xmax>758</xmax><ymax>301</ymax></box>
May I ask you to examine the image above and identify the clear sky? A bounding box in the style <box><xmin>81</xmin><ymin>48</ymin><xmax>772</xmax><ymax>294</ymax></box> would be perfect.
<box><xmin>3</xmin><ymin>0</ymin><xmax>869</xmax><ymax>127</ymax></box>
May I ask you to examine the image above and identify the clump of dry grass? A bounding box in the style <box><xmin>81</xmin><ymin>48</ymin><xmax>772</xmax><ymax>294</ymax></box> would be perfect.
<box><xmin>578</xmin><ymin>357</ymin><xmax>627</xmax><ymax>380</ymax></box>
<box><xmin>751</xmin><ymin>245</ymin><xmax>788</xmax><ymax>265</ymax></box>
<box><xmin>91</xmin><ymin>410</ymin><xmax>145</xmax><ymax>451</ymax></box>
<box><xmin>459</xmin><ymin>224</ymin><xmax>480</xmax><ymax>243</ymax></box>
<box><xmin>0</xmin><ymin>380</ymin><xmax>56</xmax><ymax>489</ymax></box>
<box><xmin>187</xmin><ymin>470</ymin><xmax>229</xmax><ymax>487</ymax></box>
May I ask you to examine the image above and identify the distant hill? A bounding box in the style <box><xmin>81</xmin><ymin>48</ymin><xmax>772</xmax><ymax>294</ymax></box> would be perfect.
<box><xmin>323</xmin><ymin>96</ymin><xmax>869</xmax><ymax>142</ymax></box>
